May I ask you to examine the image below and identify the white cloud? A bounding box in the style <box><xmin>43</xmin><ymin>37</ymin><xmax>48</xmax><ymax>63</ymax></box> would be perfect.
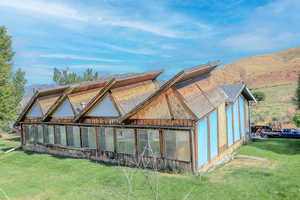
<box><xmin>221</xmin><ymin>0</ymin><xmax>300</xmax><ymax>52</ymax></box>
<box><xmin>0</xmin><ymin>0</ymin><xmax>86</xmax><ymax>21</ymax></box>
<box><xmin>99</xmin><ymin>42</ymin><xmax>156</xmax><ymax>55</ymax></box>
<box><xmin>0</xmin><ymin>0</ymin><xmax>212</xmax><ymax>39</ymax></box>
<box><xmin>40</xmin><ymin>54</ymin><xmax>120</xmax><ymax>62</ymax></box>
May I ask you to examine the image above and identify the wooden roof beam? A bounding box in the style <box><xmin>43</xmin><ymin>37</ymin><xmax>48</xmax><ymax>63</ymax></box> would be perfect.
<box><xmin>14</xmin><ymin>90</ymin><xmax>40</xmax><ymax>126</ymax></box>
<box><xmin>119</xmin><ymin>70</ymin><xmax>186</xmax><ymax>122</ymax></box>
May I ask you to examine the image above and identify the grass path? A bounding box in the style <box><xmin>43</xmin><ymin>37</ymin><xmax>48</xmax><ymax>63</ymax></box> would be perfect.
<box><xmin>0</xmin><ymin>137</ymin><xmax>300</xmax><ymax>200</ymax></box>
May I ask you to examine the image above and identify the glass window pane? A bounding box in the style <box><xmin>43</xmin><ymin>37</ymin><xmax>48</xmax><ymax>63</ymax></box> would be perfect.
<box><xmin>176</xmin><ymin>131</ymin><xmax>191</xmax><ymax>162</ymax></box>
<box><xmin>66</xmin><ymin>126</ymin><xmax>74</xmax><ymax>146</ymax></box>
<box><xmin>29</xmin><ymin>125</ymin><xmax>34</xmax><ymax>142</ymax></box>
<box><xmin>48</xmin><ymin>126</ymin><xmax>54</xmax><ymax>144</ymax></box>
<box><xmin>43</xmin><ymin>126</ymin><xmax>49</xmax><ymax>144</ymax></box>
<box><xmin>164</xmin><ymin>130</ymin><xmax>190</xmax><ymax>162</ymax></box>
<box><xmin>37</xmin><ymin>125</ymin><xmax>44</xmax><ymax>143</ymax></box>
<box><xmin>99</xmin><ymin>127</ymin><xmax>114</xmax><ymax>152</ymax></box>
<box><xmin>87</xmin><ymin>127</ymin><xmax>97</xmax><ymax>149</ymax></box>
<box><xmin>81</xmin><ymin>127</ymin><xmax>89</xmax><ymax>148</ymax></box>
<box><xmin>164</xmin><ymin>130</ymin><xmax>176</xmax><ymax>160</ymax></box>
<box><xmin>54</xmin><ymin>126</ymin><xmax>60</xmax><ymax>144</ymax></box>
<box><xmin>60</xmin><ymin>126</ymin><xmax>67</xmax><ymax>146</ymax></box>
<box><xmin>73</xmin><ymin>127</ymin><xmax>81</xmax><ymax>148</ymax></box>
<box><xmin>24</xmin><ymin>125</ymin><xmax>29</xmax><ymax>143</ymax></box>
<box><xmin>116</xmin><ymin>128</ymin><xmax>135</xmax><ymax>154</ymax></box>
<box><xmin>137</xmin><ymin>129</ymin><xmax>160</xmax><ymax>157</ymax></box>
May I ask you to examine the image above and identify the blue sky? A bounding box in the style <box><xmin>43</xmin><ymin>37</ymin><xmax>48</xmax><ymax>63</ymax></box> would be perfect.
<box><xmin>0</xmin><ymin>0</ymin><xmax>299</xmax><ymax>85</ymax></box>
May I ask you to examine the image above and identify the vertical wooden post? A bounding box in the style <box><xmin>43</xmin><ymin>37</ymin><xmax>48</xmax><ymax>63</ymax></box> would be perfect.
<box><xmin>159</xmin><ymin>129</ymin><xmax>164</xmax><ymax>158</ymax></box>
<box><xmin>113</xmin><ymin>128</ymin><xmax>117</xmax><ymax>154</ymax></box>
<box><xmin>95</xmin><ymin>127</ymin><xmax>100</xmax><ymax>157</ymax></box>
<box><xmin>189</xmin><ymin>129</ymin><xmax>196</xmax><ymax>173</ymax></box>
<box><xmin>21</xmin><ymin>124</ymin><xmax>24</xmax><ymax>146</ymax></box>
<box><xmin>134</xmin><ymin>128</ymin><xmax>138</xmax><ymax>161</ymax></box>
<box><xmin>79</xmin><ymin>126</ymin><xmax>83</xmax><ymax>148</ymax></box>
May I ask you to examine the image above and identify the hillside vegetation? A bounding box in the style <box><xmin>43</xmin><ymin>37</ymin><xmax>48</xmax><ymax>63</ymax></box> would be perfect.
<box><xmin>210</xmin><ymin>47</ymin><xmax>300</xmax><ymax>127</ymax></box>
<box><xmin>212</xmin><ymin>47</ymin><xmax>300</xmax><ymax>88</ymax></box>
<box><xmin>251</xmin><ymin>83</ymin><xmax>297</xmax><ymax>127</ymax></box>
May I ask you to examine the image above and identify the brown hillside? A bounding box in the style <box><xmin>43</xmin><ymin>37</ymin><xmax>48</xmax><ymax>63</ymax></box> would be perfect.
<box><xmin>211</xmin><ymin>47</ymin><xmax>300</xmax><ymax>88</ymax></box>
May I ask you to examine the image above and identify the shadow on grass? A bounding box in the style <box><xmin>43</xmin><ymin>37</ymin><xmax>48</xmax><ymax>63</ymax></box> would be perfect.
<box><xmin>251</xmin><ymin>138</ymin><xmax>300</xmax><ymax>155</ymax></box>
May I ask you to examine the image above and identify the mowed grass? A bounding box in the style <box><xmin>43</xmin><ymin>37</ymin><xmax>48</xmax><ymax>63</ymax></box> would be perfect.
<box><xmin>1</xmin><ymin>137</ymin><xmax>300</xmax><ymax>200</ymax></box>
<box><xmin>251</xmin><ymin>83</ymin><xmax>297</xmax><ymax>126</ymax></box>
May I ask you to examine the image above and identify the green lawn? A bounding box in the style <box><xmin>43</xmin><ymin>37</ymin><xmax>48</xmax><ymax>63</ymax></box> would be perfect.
<box><xmin>1</xmin><ymin>137</ymin><xmax>300</xmax><ymax>200</ymax></box>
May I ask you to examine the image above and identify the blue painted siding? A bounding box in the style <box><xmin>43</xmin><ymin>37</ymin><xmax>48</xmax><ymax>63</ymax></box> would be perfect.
<box><xmin>209</xmin><ymin>111</ymin><xmax>218</xmax><ymax>160</ymax></box>
<box><xmin>226</xmin><ymin>105</ymin><xmax>234</xmax><ymax>147</ymax></box>
<box><xmin>239</xmin><ymin>96</ymin><xmax>246</xmax><ymax>137</ymax></box>
<box><xmin>198</xmin><ymin>118</ymin><xmax>208</xmax><ymax>167</ymax></box>
<box><xmin>233</xmin><ymin>100</ymin><xmax>240</xmax><ymax>141</ymax></box>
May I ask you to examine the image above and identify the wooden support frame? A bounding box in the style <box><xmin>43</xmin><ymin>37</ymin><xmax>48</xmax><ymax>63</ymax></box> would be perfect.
<box><xmin>119</xmin><ymin>71</ymin><xmax>186</xmax><ymax>122</ymax></box>
<box><xmin>113</xmin><ymin>128</ymin><xmax>117</xmax><ymax>154</ymax></box>
<box><xmin>165</xmin><ymin>93</ymin><xmax>174</xmax><ymax>119</ymax></box>
<box><xmin>134</xmin><ymin>129</ymin><xmax>138</xmax><ymax>160</ymax></box>
<box><xmin>159</xmin><ymin>129</ymin><xmax>164</xmax><ymax>159</ymax></box>
<box><xmin>189</xmin><ymin>128</ymin><xmax>196</xmax><ymax>173</ymax></box>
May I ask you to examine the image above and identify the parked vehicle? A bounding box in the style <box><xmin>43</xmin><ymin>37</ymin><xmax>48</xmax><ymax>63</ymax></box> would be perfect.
<box><xmin>281</xmin><ymin>129</ymin><xmax>300</xmax><ymax>138</ymax></box>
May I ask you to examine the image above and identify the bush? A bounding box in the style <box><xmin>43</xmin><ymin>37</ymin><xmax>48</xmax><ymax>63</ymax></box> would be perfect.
<box><xmin>253</xmin><ymin>91</ymin><xmax>265</xmax><ymax>101</ymax></box>
<box><xmin>293</xmin><ymin>111</ymin><xmax>300</xmax><ymax>127</ymax></box>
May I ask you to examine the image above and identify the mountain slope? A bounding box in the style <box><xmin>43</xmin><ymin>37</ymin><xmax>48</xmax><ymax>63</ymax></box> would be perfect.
<box><xmin>211</xmin><ymin>47</ymin><xmax>300</xmax><ymax>127</ymax></box>
<box><xmin>211</xmin><ymin>47</ymin><xmax>300</xmax><ymax>88</ymax></box>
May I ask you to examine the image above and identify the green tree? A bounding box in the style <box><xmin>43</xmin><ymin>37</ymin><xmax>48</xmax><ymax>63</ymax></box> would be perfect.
<box><xmin>53</xmin><ymin>67</ymin><xmax>100</xmax><ymax>85</ymax></box>
<box><xmin>12</xmin><ymin>68</ymin><xmax>27</xmax><ymax>109</ymax></box>
<box><xmin>253</xmin><ymin>91</ymin><xmax>265</xmax><ymax>102</ymax></box>
<box><xmin>293</xmin><ymin>111</ymin><xmax>300</xmax><ymax>127</ymax></box>
<box><xmin>0</xmin><ymin>26</ymin><xmax>16</xmax><ymax>131</ymax></box>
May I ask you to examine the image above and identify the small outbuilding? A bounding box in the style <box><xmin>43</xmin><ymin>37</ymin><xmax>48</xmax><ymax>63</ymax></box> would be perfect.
<box><xmin>16</xmin><ymin>62</ymin><xmax>256</xmax><ymax>172</ymax></box>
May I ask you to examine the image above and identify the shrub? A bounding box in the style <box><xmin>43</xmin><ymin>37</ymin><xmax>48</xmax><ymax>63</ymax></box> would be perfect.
<box><xmin>293</xmin><ymin>111</ymin><xmax>300</xmax><ymax>128</ymax></box>
<box><xmin>253</xmin><ymin>91</ymin><xmax>265</xmax><ymax>101</ymax></box>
